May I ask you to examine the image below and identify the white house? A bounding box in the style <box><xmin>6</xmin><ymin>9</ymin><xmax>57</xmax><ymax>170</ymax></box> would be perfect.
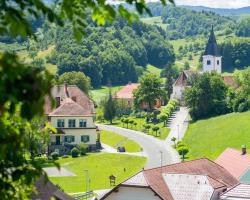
<box><xmin>100</xmin><ymin>158</ymin><xmax>238</xmax><ymax>200</ymax></box>
<box><xmin>45</xmin><ymin>84</ymin><xmax>97</xmax><ymax>155</ymax></box>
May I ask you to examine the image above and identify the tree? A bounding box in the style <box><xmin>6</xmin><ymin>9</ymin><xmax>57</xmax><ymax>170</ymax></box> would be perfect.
<box><xmin>0</xmin><ymin>0</ymin><xmax>173</xmax><ymax>198</ymax></box>
<box><xmin>124</xmin><ymin>118</ymin><xmax>130</xmax><ymax>128</ymax></box>
<box><xmin>152</xmin><ymin>125</ymin><xmax>160</xmax><ymax>136</ymax></box>
<box><xmin>143</xmin><ymin>124</ymin><xmax>151</xmax><ymax>133</ymax></box>
<box><xmin>103</xmin><ymin>90</ymin><xmax>116</xmax><ymax>124</ymax></box>
<box><xmin>185</xmin><ymin>72</ymin><xmax>228</xmax><ymax>120</ymax></box>
<box><xmin>159</xmin><ymin>114</ymin><xmax>168</xmax><ymax>126</ymax></box>
<box><xmin>58</xmin><ymin>71</ymin><xmax>91</xmax><ymax>95</ymax></box>
<box><xmin>134</xmin><ymin>73</ymin><xmax>166</xmax><ymax>111</ymax></box>
<box><xmin>184</xmin><ymin>61</ymin><xmax>190</xmax><ymax>70</ymax></box>
<box><xmin>178</xmin><ymin>145</ymin><xmax>189</xmax><ymax>161</ymax></box>
<box><xmin>171</xmin><ymin>137</ymin><xmax>177</xmax><ymax>148</ymax></box>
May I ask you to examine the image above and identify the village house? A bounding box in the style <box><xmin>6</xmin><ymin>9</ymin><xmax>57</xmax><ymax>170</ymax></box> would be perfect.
<box><xmin>45</xmin><ymin>84</ymin><xmax>98</xmax><ymax>155</ymax></box>
<box><xmin>99</xmin><ymin>158</ymin><xmax>238</xmax><ymax>200</ymax></box>
<box><xmin>215</xmin><ymin>147</ymin><xmax>250</xmax><ymax>181</ymax></box>
<box><xmin>171</xmin><ymin>27</ymin><xmax>237</xmax><ymax>103</ymax></box>
<box><xmin>113</xmin><ymin>82</ymin><xmax>161</xmax><ymax>110</ymax></box>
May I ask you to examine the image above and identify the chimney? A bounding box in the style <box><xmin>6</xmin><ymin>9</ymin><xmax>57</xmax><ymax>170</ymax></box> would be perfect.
<box><xmin>242</xmin><ymin>145</ymin><xmax>247</xmax><ymax>155</ymax></box>
<box><xmin>64</xmin><ymin>83</ymin><xmax>69</xmax><ymax>97</ymax></box>
<box><xmin>128</xmin><ymin>81</ymin><xmax>132</xmax><ymax>85</ymax></box>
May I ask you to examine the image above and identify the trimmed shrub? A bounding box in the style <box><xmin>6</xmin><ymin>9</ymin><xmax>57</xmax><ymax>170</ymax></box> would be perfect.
<box><xmin>71</xmin><ymin>147</ymin><xmax>80</xmax><ymax>158</ymax></box>
<box><xmin>77</xmin><ymin>143</ymin><xmax>88</xmax><ymax>155</ymax></box>
<box><xmin>51</xmin><ymin>152</ymin><xmax>59</xmax><ymax>160</ymax></box>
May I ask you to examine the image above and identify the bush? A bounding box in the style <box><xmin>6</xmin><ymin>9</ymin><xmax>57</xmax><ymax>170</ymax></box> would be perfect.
<box><xmin>71</xmin><ymin>147</ymin><xmax>80</xmax><ymax>158</ymax></box>
<box><xmin>51</xmin><ymin>152</ymin><xmax>59</xmax><ymax>160</ymax></box>
<box><xmin>238</xmin><ymin>101</ymin><xmax>249</xmax><ymax>112</ymax></box>
<box><xmin>77</xmin><ymin>143</ymin><xmax>88</xmax><ymax>155</ymax></box>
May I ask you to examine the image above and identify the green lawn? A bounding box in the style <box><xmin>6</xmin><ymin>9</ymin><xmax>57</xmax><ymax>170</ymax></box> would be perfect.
<box><xmin>90</xmin><ymin>86</ymin><xmax>123</xmax><ymax>103</ymax></box>
<box><xmin>101</xmin><ymin>130</ymin><xmax>142</xmax><ymax>152</ymax></box>
<box><xmin>114</xmin><ymin>117</ymin><xmax>170</xmax><ymax>140</ymax></box>
<box><xmin>48</xmin><ymin>153</ymin><xmax>146</xmax><ymax>193</ymax></box>
<box><xmin>183</xmin><ymin>110</ymin><xmax>250</xmax><ymax>160</ymax></box>
<box><xmin>141</xmin><ymin>16</ymin><xmax>168</xmax><ymax>29</ymax></box>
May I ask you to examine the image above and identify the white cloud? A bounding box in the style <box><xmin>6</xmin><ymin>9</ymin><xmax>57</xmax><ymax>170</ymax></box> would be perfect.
<box><xmin>175</xmin><ymin>0</ymin><xmax>250</xmax><ymax>8</ymax></box>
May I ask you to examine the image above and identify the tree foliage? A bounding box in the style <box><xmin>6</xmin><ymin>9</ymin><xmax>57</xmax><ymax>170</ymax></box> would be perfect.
<box><xmin>235</xmin><ymin>17</ymin><xmax>250</xmax><ymax>37</ymax></box>
<box><xmin>185</xmin><ymin>72</ymin><xmax>228</xmax><ymax>120</ymax></box>
<box><xmin>133</xmin><ymin>73</ymin><xmax>165</xmax><ymax>111</ymax></box>
<box><xmin>58</xmin><ymin>71</ymin><xmax>91</xmax><ymax>95</ymax></box>
<box><xmin>103</xmin><ymin>90</ymin><xmax>116</xmax><ymax>124</ymax></box>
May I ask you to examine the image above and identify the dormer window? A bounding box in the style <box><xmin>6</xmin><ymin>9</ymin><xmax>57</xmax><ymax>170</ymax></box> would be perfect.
<box><xmin>207</xmin><ymin>60</ymin><xmax>211</xmax><ymax>65</ymax></box>
<box><xmin>79</xmin><ymin>119</ymin><xmax>87</xmax><ymax>127</ymax></box>
<box><xmin>68</xmin><ymin>119</ymin><xmax>76</xmax><ymax>128</ymax></box>
<box><xmin>72</xmin><ymin>96</ymin><xmax>77</xmax><ymax>102</ymax></box>
<box><xmin>57</xmin><ymin>119</ymin><xmax>64</xmax><ymax>128</ymax></box>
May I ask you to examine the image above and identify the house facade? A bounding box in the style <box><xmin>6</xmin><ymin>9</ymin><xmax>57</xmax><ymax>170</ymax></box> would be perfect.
<box><xmin>45</xmin><ymin>84</ymin><xmax>97</xmax><ymax>155</ymax></box>
<box><xmin>113</xmin><ymin>82</ymin><xmax>161</xmax><ymax>110</ymax></box>
<box><xmin>100</xmin><ymin>158</ymin><xmax>238</xmax><ymax>200</ymax></box>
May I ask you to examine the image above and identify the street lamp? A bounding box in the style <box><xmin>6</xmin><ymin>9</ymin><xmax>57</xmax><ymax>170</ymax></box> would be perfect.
<box><xmin>84</xmin><ymin>169</ymin><xmax>89</xmax><ymax>194</ymax></box>
<box><xmin>177</xmin><ymin>124</ymin><xmax>180</xmax><ymax>141</ymax></box>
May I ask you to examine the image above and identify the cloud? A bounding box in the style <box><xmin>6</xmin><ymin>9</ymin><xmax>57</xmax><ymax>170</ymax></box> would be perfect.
<box><xmin>175</xmin><ymin>0</ymin><xmax>250</xmax><ymax>8</ymax></box>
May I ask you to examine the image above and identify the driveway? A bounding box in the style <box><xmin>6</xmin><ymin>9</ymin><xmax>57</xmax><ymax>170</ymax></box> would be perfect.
<box><xmin>165</xmin><ymin>107</ymin><xmax>189</xmax><ymax>143</ymax></box>
<box><xmin>98</xmin><ymin>124</ymin><xmax>179</xmax><ymax>169</ymax></box>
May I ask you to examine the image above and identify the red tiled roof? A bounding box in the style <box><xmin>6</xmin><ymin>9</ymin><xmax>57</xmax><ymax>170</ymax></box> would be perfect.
<box><xmin>223</xmin><ymin>76</ymin><xmax>238</xmax><ymax>88</ymax></box>
<box><xmin>49</xmin><ymin>98</ymin><xmax>91</xmax><ymax>116</ymax></box>
<box><xmin>215</xmin><ymin>148</ymin><xmax>250</xmax><ymax>179</ymax></box>
<box><xmin>114</xmin><ymin>83</ymin><xmax>140</xmax><ymax>99</ymax></box>
<box><xmin>101</xmin><ymin>158</ymin><xmax>238</xmax><ymax>200</ymax></box>
<box><xmin>44</xmin><ymin>85</ymin><xmax>95</xmax><ymax>115</ymax></box>
<box><xmin>173</xmin><ymin>70</ymin><xmax>195</xmax><ymax>87</ymax></box>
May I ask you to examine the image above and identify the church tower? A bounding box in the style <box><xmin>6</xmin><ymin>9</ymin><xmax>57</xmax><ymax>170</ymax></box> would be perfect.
<box><xmin>202</xmin><ymin>26</ymin><xmax>222</xmax><ymax>74</ymax></box>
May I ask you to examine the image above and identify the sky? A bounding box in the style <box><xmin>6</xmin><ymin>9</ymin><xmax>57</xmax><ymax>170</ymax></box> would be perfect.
<box><xmin>174</xmin><ymin>0</ymin><xmax>250</xmax><ymax>8</ymax></box>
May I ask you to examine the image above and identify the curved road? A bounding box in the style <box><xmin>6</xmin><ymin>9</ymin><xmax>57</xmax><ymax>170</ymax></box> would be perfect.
<box><xmin>97</xmin><ymin>107</ymin><xmax>189</xmax><ymax>169</ymax></box>
<box><xmin>98</xmin><ymin>124</ymin><xmax>179</xmax><ymax>169</ymax></box>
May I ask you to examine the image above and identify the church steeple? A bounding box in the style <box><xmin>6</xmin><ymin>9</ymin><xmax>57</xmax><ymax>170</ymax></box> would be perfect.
<box><xmin>204</xmin><ymin>26</ymin><xmax>220</xmax><ymax>56</ymax></box>
<box><xmin>202</xmin><ymin>26</ymin><xmax>222</xmax><ymax>74</ymax></box>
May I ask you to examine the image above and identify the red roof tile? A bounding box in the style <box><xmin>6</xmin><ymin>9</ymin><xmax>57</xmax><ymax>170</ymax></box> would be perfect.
<box><xmin>223</xmin><ymin>76</ymin><xmax>238</xmax><ymax>88</ymax></box>
<box><xmin>44</xmin><ymin>85</ymin><xmax>95</xmax><ymax>115</ymax></box>
<box><xmin>49</xmin><ymin>98</ymin><xmax>91</xmax><ymax>116</ymax></box>
<box><xmin>215</xmin><ymin>148</ymin><xmax>250</xmax><ymax>179</ymax></box>
<box><xmin>101</xmin><ymin>158</ymin><xmax>238</xmax><ymax>200</ymax></box>
<box><xmin>114</xmin><ymin>83</ymin><xmax>140</xmax><ymax>99</ymax></box>
<box><xmin>173</xmin><ymin>70</ymin><xmax>195</xmax><ymax>87</ymax></box>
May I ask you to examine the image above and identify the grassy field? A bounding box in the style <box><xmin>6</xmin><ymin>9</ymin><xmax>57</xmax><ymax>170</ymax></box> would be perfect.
<box><xmin>183</xmin><ymin>111</ymin><xmax>250</xmax><ymax>160</ymax></box>
<box><xmin>114</xmin><ymin>117</ymin><xmax>170</xmax><ymax>140</ymax></box>
<box><xmin>101</xmin><ymin>130</ymin><xmax>142</xmax><ymax>152</ymax></box>
<box><xmin>141</xmin><ymin>16</ymin><xmax>168</xmax><ymax>29</ymax></box>
<box><xmin>90</xmin><ymin>86</ymin><xmax>123</xmax><ymax>103</ymax></box>
<box><xmin>48</xmin><ymin>153</ymin><xmax>146</xmax><ymax>193</ymax></box>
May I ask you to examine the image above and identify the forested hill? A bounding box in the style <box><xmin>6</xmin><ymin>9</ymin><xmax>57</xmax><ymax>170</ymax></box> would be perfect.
<box><xmin>145</xmin><ymin>3</ymin><xmax>235</xmax><ymax>39</ymax></box>
<box><xmin>182</xmin><ymin>6</ymin><xmax>250</xmax><ymax>16</ymax></box>
<box><xmin>41</xmin><ymin>18</ymin><xmax>175</xmax><ymax>88</ymax></box>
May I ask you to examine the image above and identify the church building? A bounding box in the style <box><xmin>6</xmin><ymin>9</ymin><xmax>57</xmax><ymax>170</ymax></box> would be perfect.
<box><xmin>171</xmin><ymin>26</ymin><xmax>235</xmax><ymax>103</ymax></box>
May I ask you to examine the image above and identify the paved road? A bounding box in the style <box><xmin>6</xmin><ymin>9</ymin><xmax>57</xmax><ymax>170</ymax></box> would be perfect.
<box><xmin>97</xmin><ymin>107</ymin><xmax>189</xmax><ymax>169</ymax></box>
<box><xmin>98</xmin><ymin>124</ymin><xmax>178</xmax><ymax>169</ymax></box>
<box><xmin>165</xmin><ymin>107</ymin><xmax>189</xmax><ymax>143</ymax></box>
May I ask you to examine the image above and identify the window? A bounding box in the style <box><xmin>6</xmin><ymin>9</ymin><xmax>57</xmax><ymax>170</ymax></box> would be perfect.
<box><xmin>79</xmin><ymin>119</ymin><xmax>87</xmax><ymax>127</ymax></box>
<box><xmin>81</xmin><ymin>135</ymin><xmax>90</xmax><ymax>143</ymax></box>
<box><xmin>217</xmin><ymin>60</ymin><xmax>220</xmax><ymax>65</ymax></box>
<box><xmin>68</xmin><ymin>119</ymin><xmax>76</xmax><ymax>128</ymax></box>
<box><xmin>57</xmin><ymin>119</ymin><xmax>65</xmax><ymax>128</ymax></box>
<box><xmin>64</xmin><ymin>135</ymin><xmax>75</xmax><ymax>143</ymax></box>
<box><xmin>207</xmin><ymin>60</ymin><xmax>211</xmax><ymax>65</ymax></box>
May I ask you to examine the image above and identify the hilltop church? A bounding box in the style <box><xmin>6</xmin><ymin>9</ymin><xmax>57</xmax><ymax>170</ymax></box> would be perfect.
<box><xmin>171</xmin><ymin>27</ymin><xmax>235</xmax><ymax>103</ymax></box>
